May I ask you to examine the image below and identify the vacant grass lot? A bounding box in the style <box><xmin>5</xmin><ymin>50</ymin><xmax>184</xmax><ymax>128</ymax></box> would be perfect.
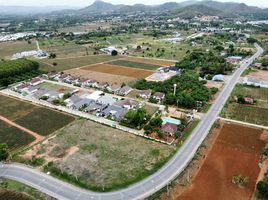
<box><xmin>108</xmin><ymin>60</ymin><xmax>162</xmax><ymax>70</ymax></box>
<box><xmin>39</xmin><ymin>55</ymin><xmax>121</xmax><ymax>72</ymax></box>
<box><xmin>38</xmin><ymin>82</ymin><xmax>73</xmax><ymax>92</ymax></box>
<box><xmin>0</xmin><ymin>121</ymin><xmax>35</xmax><ymax>150</ymax></box>
<box><xmin>0</xmin><ymin>95</ymin><xmax>75</xmax><ymax>136</ymax></box>
<box><xmin>0</xmin><ymin>41</ymin><xmax>36</xmax><ymax>58</ymax></box>
<box><xmin>40</xmin><ymin>119</ymin><xmax>174</xmax><ymax>191</ymax></box>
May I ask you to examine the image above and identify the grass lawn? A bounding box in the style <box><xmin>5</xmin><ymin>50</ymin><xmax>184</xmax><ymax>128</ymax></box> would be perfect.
<box><xmin>39</xmin><ymin>119</ymin><xmax>175</xmax><ymax>192</ymax></box>
<box><xmin>144</xmin><ymin>104</ymin><xmax>159</xmax><ymax>116</ymax></box>
<box><xmin>108</xmin><ymin>60</ymin><xmax>162</xmax><ymax>70</ymax></box>
<box><xmin>39</xmin><ymin>55</ymin><xmax>121</xmax><ymax>72</ymax></box>
<box><xmin>0</xmin><ymin>95</ymin><xmax>75</xmax><ymax>136</ymax></box>
<box><xmin>0</xmin><ymin>121</ymin><xmax>35</xmax><ymax>150</ymax></box>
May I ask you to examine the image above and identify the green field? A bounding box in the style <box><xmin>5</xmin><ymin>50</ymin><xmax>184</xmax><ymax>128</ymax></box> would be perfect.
<box><xmin>39</xmin><ymin>55</ymin><xmax>121</xmax><ymax>72</ymax></box>
<box><xmin>0</xmin><ymin>121</ymin><xmax>35</xmax><ymax>150</ymax></box>
<box><xmin>0</xmin><ymin>95</ymin><xmax>75</xmax><ymax>136</ymax></box>
<box><xmin>108</xmin><ymin>60</ymin><xmax>161</xmax><ymax>70</ymax></box>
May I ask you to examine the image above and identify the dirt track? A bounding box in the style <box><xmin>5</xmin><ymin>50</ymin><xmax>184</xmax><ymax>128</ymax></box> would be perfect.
<box><xmin>0</xmin><ymin>115</ymin><xmax>44</xmax><ymax>145</ymax></box>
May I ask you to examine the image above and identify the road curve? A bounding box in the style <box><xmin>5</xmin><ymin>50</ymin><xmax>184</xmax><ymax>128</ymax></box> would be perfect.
<box><xmin>0</xmin><ymin>44</ymin><xmax>263</xmax><ymax>200</ymax></box>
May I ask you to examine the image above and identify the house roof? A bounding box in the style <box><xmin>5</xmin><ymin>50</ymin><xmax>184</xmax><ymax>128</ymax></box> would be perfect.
<box><xmin>97</xmin><ymin>95</ymin><xmax>117</xmax><ymax>105</ymax></box>
<box><xmin>162</xmin><ymin>122</ymin><xmax>178</xmax><ymax>134</ymax></box>
<box><xmin>118</xmin><ymin>86</ymin><xmax>132</xmax><ymax>94</ymax></box>
<box><xmin>102</xmin><ymin>105</ymin><xmax>128</xmax><ymax>120</ymax></box>
<box><xmin>153</xmin><ymin>92</ymin><xmax>165</xmax><ymax>98</ymax></box>
<box><xmin>140</xmin><ymin>90</ymin><xmax>151</xmax><ymax>96</ymax></box>
<box><xmin>114</xmin><ymin>99</ymin><xmax>139</xmax><ymax>108</ymax></box>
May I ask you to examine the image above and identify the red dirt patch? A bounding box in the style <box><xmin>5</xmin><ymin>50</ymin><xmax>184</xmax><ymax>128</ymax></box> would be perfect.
<box><xmin>178</xmin><ymin>123</ymin><xmax>265</xmax><ymax>200</ymax></box>
<box><xmin>81</xmin><ymin>63</ymin><xmax>153</xmax><ymax>78</ymax></box>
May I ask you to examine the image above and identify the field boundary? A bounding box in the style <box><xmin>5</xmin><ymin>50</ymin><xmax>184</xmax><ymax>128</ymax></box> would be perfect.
<box><xmin>219</xmin><ymin>117</ymin><xmax>268</xmax><ymax>130</ymax></box>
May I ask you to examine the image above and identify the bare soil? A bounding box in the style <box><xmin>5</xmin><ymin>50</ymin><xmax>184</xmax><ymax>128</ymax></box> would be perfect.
<box><xmin>176</xmin><ymin>123</ymin><xmax>265</xmax><ymax>200</ymax></box>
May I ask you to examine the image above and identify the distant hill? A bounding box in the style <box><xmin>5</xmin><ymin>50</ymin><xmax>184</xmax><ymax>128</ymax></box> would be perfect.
<box><xmin>79</xmin><ymin>0</ymin><xmax>124</xmax><ymax>14</ymax></box>
<box><xmin>194</xmin><ymin>1</ymin><xmax>261</xmax><ymax>14</ymax></box>
<box><xmin>0</xmin><ymin>6</ymin><xmax>79</xmax><ymax>15</ymax></box>
<box><xmin>172</xmin><ymin>4</ymin><xmax>228</xmax><ymax>18</ymax></box>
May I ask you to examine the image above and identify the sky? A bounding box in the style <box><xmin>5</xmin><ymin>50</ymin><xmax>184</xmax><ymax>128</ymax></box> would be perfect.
<box><xmin>0</xmin><ymin>0</ymin><xmax>267</xmax><ymax>8</ymax></box>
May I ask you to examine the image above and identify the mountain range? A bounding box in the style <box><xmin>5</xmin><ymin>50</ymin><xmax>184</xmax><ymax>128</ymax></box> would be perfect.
<box><xmin>1</xmin><ymin>0</ymin><xmax>268</xmax><ymax>19</ymax></box>
<box><xmin>77</xmin><ymin>0</ymin><xmax>267</xmax><ymax>16</ymax></box>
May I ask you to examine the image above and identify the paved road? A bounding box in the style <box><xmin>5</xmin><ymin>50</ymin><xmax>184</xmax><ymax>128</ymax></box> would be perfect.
<box><xmin>0</xmin><ymin>44</ymin><xmax>263</xmax><ymax>200</ymax></box>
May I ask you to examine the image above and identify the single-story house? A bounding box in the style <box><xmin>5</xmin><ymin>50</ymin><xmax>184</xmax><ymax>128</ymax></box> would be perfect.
<box><xmin>101</xmin><ymin>105</ymin><xmax>128</xmax><ymax>121</ymax></box>
<box><xmin>96</xmin><ymin>82</ymin><xmax>109</xmax><ymax>90</ymax></box>
<box><xmin>84</xmin><ymin>102</ymin><xmax>107</xmax><ymax>113</ymax></box>
<box><xmin>97</xmin><ymin>95</ymin><xmax>117</xmax><ymax>106</ymax></box>
<box><xmin>139</xmin><ymin>90</ymin><xmax>152</xmax><ymax>99</ymax></box>
<box><xmin>117</xmin><ymin>86</ymin><xmax>133</xmax><ymax>96</ymax></box>
<box><xmin>107</xmin><ymin>84</ymin><xmax>121</xmax><ymax>93</ymax></box>
<box><xmin>114</xmin><ymin>99</ymin><xmax>140</xmax><ymax>110</ymax></box>
<box><xmin>161</xmin><ymin>122</ymin><xmax>178</xmax><ymax>136</ymax></box>
<box><xmin>226</xmin><ymin>56</ymin><xmax>243</xmax><ymax>64</ymax></box>
<box><xmin>24</xmin><ymin>85</ymin><xmax>39</xmax><ymax>94</ymax></box>
<box><xmin>84</xmin><ymin>91</ymin><xmax>104</xmax><ymax>101</ymax></box>
<box><xmin>14</xmin><ymin>83</ymin><xmax>30</xmax><ymax>93</ymax></box>
<box><xmin>71</xmin><ymin>98</ymin><xmax>93</xmax><ymax>110</ymax></box>
<box><xmin>152</xmin><ymin>92</ymin><xmax>165</xmax><ymax>102</ymax></box>
<box><xmin>30</xmin><ymin>77</ymin><xmax>43</xmax><ymax>86</ymax></box>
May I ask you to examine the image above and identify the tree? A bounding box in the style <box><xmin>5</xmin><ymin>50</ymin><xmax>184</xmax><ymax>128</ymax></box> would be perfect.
<box><xmin>149</xmin><ymin>116</ymin><xmax>163</xmax><ymax>128</ymax></box>
<box><xmin>0</xmin><ymin>143</ymin><xmax>9</xmax><ymax>161</ymax></box>
<box><xmin>49</xmin><ymin>53</ymin><xmax>57</xmax><ymax>59</ymax></box>
<box><xmin>111</xmin><ymin>50</ymin><xmax>118</xmax><ymax>56</ymax></box>
<box><xmin>257</xmin><ymin>181</ymin><xmax>268</xmax><ymax>198</ymax></box>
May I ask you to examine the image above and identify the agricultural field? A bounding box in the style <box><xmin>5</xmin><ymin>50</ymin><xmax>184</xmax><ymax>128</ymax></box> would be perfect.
<box><xmin>65</xmin><ymin>68</ymin><xmax>136</xmax><ymax>85</ymax></box>
<box><xmin>39</xmin><ymin>55</ymin><xmax>121</xmax><ymax>72</ymax></box>
<box><xmin>23</xmin><ymin>119</ymin><xmax>175</xmax><ymax>192</ymax></box>
<box><xmin>0</xmin><ymin>120</ymin><xmax>35</xmax><ymax>150</ymax></box>
<box><xmin>0</xmin><ymin>95</ymin><xmax>75</xmax><ymax>136</ymax></box>
<box><xmin>0</xmin><ymin>41</ymin><xmax>36</xmax><ymax>58</ymax></box>
<box><xmin>107</xmin><ymin>59</ymin><xmax>162</xmax><ymax>70</ymax></box>
<box><xmin>222</xmin><ymin>85</ymin><xmax>268</xmax><ymax>126</ymax></box>
<box><xmin>81</xmin><ymin>63</ymin><xmax>153</xmax><ymax>78</ymax></box>
<box><xmin>125</xmin><ymin>56</ymin><xmax>176</xmax><ymax>66</ymax></box>
<box><xmin>178</xmin><ymin>123</ymin><xmax>265</xmax><ymax>200</ymax></box>
<box><xmin>223</xmin><ymin>104</ymin><xmax>268</xmax><ymax>126</ymax></box>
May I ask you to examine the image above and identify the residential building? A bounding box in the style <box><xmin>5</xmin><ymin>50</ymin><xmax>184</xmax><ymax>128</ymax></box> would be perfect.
<box><xmin>139</xmin><ymin>90</ymin><xmax>152</xmax><ymax>99</ymax></box>
<box><xmin>117</xmin><ymin>86</ymin><xmax>133</xmax><ymax>96</ymax></box>
<box><xmin>161</xmin><ymin>122</ymin><xmax>178</xmax><ymax>136</ymax></box>
<box><xmin>153</xmin><ymin>92</ymin><xmax>165</xmax><ymax>102</ymax></box>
